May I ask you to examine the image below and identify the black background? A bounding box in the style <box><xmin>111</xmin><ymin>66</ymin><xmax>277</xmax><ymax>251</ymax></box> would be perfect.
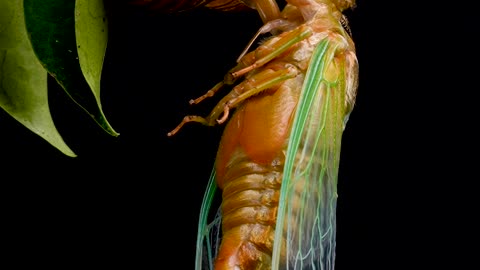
<box><xmin>1</xmin><ymin>1</ymin><xmax>475</xmax><ymax>268</ymax></box>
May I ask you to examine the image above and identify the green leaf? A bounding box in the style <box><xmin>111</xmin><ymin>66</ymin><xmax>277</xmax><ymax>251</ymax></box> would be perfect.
<box><xmin>24</xmin><ymin>0</ymin><xmax>119</xmax><ymax>137</ymax></box>
<box><xmin>0</xmin><ymin>0</ymin><xmax>76</xmax><ymax>157</ymax></box>
<box><xmin>75</xmin><ymin>0</ymin><xmax>108</xmax><ymax>109</ymax></box>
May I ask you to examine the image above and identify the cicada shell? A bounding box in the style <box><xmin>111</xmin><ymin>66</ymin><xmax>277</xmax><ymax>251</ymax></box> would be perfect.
<box><xmin>168</xmin><ymin>0</ymin><xmax>358</xmax><ymax>269</ymax></box>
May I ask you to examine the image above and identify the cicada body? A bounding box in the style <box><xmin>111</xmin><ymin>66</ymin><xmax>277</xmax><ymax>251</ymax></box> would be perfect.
<box><xmin>168</xmin><ymin>0</ymin><xmax>358</xmax><ymax>269</ymax></box>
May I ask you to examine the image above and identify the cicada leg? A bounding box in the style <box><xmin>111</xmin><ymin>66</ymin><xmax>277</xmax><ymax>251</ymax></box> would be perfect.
<box><xmin>236</xmin><ymin>18</ymin><xmax>302</xmax><ymax>62</ymax></box>
<box><xmin>188</xmin><ymin>21</ymin><xmax>299</xmax><ymax>106</ymax></box>
<box><xmin>216</xmin><ymin>62</ymin><xmax>299</xmax><ymax>124</ymax></box>
<box><xmin>167</xmin><ymin>62</ymin><xmax>298</xmax><ymax>136</ymax></box>
<box><xmin>189</xmin><ymin>81</ymin><xmax>225</xmax><ymax>105</ymax></box>
<box><xmin>168</xmin><ymin>23</ymin><xmax>315</xmax><ymax>137</ymax></box>
<box><xmin>231</xmin><ymin>24</ymin><xmax>312</xmax><ymax>78</ymax></box>
<box><xmin>187</xmin><ymin>52</ymin><xmax>259</xmax><ymax>106</ymax></box>
<box><xmin>191</xmin><ymin>23</ymin><xmax>312</xmax><ymax>106</ymax></box>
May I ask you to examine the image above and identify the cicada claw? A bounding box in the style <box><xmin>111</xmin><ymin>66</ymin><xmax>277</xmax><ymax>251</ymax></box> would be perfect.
<box><xmin>216</xmin><ymin>105</ymin><xmax>230</xmax><ymax>124</ymax></box>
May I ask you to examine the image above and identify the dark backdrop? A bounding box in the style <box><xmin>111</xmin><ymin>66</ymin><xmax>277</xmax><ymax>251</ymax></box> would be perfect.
<box><xmin>1</xmin><ymin>1</ymin><xmax>474</xmax><ymax>269</ymax></box>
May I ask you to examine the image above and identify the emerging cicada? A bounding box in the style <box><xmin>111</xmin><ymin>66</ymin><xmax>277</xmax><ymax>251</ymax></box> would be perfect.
<box><xmin>168</xmin><ymin>0</ymin><xmax>358</xmax><ymax>269</ymax></box>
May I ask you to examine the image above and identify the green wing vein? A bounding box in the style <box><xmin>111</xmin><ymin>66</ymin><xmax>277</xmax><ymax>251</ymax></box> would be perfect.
<box><xmin>273</xmin><ymin>37</ymin><xmax>347</xmax><ymax>270</ymax></box>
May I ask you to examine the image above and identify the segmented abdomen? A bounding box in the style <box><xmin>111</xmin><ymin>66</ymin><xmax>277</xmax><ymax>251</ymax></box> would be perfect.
<box><xmin>212</xmin><ymin>70</ymin><xmax>302</xmax><ymax>269</ymax></box>
<box><xmin>214</xmin><ymin>139</ymin><xmax>326</xmax><ymax>270</ymax></box>
<box><xmin>215</xmin><ymin>148</ymin><xmax>284</xmax><ymax>270</ymax></box>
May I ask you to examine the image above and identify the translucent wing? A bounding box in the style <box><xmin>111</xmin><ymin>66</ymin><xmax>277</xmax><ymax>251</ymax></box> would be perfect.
<box><xmin>272</xmin><ymin>37</ymin><xmax>356</xmax><ymax>270</ymax></box>
<box><xmin>193</xmin><ymin>21</ymin><xmax>357</xmax><ymax>270</ymax></box>
<box><xmin>195</xmin><ymin>168</ymin><xmax>222</xmax><ymax>270</ymax></box>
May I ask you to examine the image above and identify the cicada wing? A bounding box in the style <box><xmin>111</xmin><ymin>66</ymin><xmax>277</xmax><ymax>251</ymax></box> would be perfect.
<box><xmin>195</xmin><ymin>168</ymin><xmax>222</xmax><ymax>270</ymax></box>
<box><xmin>272</xmin><ymin>37</ymin><xmax>357</xmax><ymax>270</ymax></box>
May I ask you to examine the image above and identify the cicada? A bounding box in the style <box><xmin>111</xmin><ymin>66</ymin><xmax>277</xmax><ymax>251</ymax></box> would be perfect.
<box><xmin>168</xmin><ymin>0</ymin><xmax>358</xmax><ymax>269</ymax></box>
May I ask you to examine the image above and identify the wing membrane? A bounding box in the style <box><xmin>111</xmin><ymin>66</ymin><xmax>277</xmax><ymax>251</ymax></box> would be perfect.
<box><xmin>195</xmin><ymin>169</ymin><xmax>221</xmax><ymax>270</ymax></box>
<box><xmin>194</xmin><ymin>32</ymin><xmax>356</xmax><ymax>270</ymax></box>
<box><xmin>273</xmin><ymin>37</ymin><xmax>351</xmax><ymax>270</ymax></box>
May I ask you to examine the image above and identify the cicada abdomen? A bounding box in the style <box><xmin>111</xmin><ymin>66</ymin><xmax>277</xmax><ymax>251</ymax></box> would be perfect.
<box><xmin>168</xmin><ymin>0</ymin><xmax>358</xmax><ymax>269</ymax></box>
